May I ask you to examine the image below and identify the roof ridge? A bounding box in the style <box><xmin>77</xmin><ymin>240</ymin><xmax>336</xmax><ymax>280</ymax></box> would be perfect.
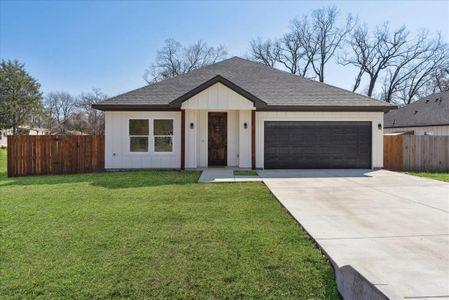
<box><xmin>230</xmin><ymin>57</ymin><xmax>391</xmax><ymax>105</ymax></box>
<box><xmin>95</xmin><ymin>55</ymin><xmax>394</xmax><ymax>110</ymax></box>
<box><xmin>391</xmin><ymin>91</ymin><xmax>449</xmax><ymax>112</ymax></box>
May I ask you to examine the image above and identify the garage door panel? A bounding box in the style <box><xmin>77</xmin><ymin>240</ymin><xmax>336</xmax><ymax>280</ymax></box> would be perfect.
<box><xmin>264</xmin><ymin>121</ymin><xmax>372</xmax><ymax>169</ymax></box>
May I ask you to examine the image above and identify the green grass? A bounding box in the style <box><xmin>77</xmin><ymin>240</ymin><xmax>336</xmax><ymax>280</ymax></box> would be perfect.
<box><xmin>0</xmin><ymin>150</ymin><xmax>338</xmax><ymax>299</ymax></box>
<box><xmin>408</xmin><ymin>172</ymin><xmax>449</xmax><ymax>183</ymax></box>
<box><xmin>0</xmin><ymin>148</ymin><xmax>6</xmax><ymax>175</ymax></box>
<box><xmin>234</xmin><ymin>170</ymin><xmax>258</xmax><ymax>176</ymax></box>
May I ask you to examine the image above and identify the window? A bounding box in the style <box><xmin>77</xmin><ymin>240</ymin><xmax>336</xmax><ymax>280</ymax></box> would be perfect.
<box><xmin>154</xmin><ymin>119</ymin><xmax>173</xmax><ymax>152</ymax></box>
<box><xmin>129</xmin><ymin>119</ymin><xmax>149</xmax><ymax>152</ymax></box>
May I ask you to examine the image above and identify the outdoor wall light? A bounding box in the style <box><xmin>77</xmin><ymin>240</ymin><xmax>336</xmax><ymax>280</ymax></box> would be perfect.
<box><xmin>190</xmin><ymin>122</ymin><xmax>194</xmax><ymax>129</ymax></box>
<box><xmin>244</xmin><ymin>122</ymin><xmax>248</xmax><ymax>129</ymax></box>
<box><xmin>378</xmin><ymin>123</ymin><xmax>382</xmax><ymax>130</ymax></box>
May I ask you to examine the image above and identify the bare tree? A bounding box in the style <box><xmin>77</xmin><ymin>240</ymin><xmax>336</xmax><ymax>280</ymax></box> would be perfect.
<box><xmin>77</xmin><ymin>88</ymin><xmax>107</xmax><ymax>134</ymax></box>
<box><xmin>381</xmin><ymin>33</ymin><xmax>449</xmax><ymax>104</ymax></box>
<box><xmin>342</xmin><ymin>23</ymin><xmax>410</xmax><ymax>97</ymax></box>
<box><xmin>294</xmin><ymin>6</ymin><xmax>355</xmax><ymax>82</ymax></box>
<box><xmin>66</xmin><ymin>111</ymin><xmax>89</xmax><ymax>134</ymax></box>
<box><xmin>144</xmin><ymin>39</ymin><xmax>227</xmax><ymax>83</ymax></box>
<box><xmin>249</xmin><ymin>38</ymin><xmax>280</xmax><ymax>67</ymax></box>
<box><xmin>183</xmin><ymin>40</ymin><xmax>227</xmax><ymax>72</ymax></box>
<box><xmin>277</xmin><ymin>32</ymin><xmax>312</xmax><ymax>76</ymax></box>
<box><xmin>250</xmin><ymin>6</ymin><xmax>352</xmax><ymax>80</ymax></box>
<box><xmin>249</xmin><ymin>35</ymin><xmax>312</xmax><ymax>76</ymax></box>
<box><xmin>398</xmin><ymin>44</ymin><xmax>449</xmax><ymax>104</ymax></box>
<box><xmin>433</xmin><ymin>69</ymin><xmax>449</xmax><ymax>92</ymax></box>
<box><xmin>45</xmin><ymin>92</ymin><xmax>77</xmax><ymax>133</ymax></box>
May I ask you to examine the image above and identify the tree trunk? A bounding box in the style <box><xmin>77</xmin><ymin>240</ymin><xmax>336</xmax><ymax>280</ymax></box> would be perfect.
<box><xmin>352</xmin><ymin>69</ymin><xmax>364</xmax><ymax>92</ymax></box>
<box><xmin>319</xmin><ymin>62</ymin><xmax>325</xmax><ymax>82</ymax></box>
<box><xmin>367</xmin><ymin>74</ymin><xmax>378</xmax><ymax>97</ymax></box>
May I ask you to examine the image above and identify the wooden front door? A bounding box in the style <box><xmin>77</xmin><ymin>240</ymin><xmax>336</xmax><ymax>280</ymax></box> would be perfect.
<box><xmin>208</xmin><ymin>112</ymin><xmax>227</xmax><ymax>166</ymax></box>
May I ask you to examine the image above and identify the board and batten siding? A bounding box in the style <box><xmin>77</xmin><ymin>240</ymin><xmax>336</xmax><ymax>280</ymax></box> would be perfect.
<box><xmin>105</xmin><ymin>111</ymin><xmax>181</xmax><ymax>169</ymax></box>
<box><xmin>384</xmin><ymin>125</ymin><xmax>449</xmax><ymax>136</ymax></box>
<box><xmin>182</xmin><ymin>82</ymin><xmax>254</xmax><ymax>169</ymax></box>
<box><xmin>184</xmin><ymin>109</ymin><xmax>251</xmax><ymax>168</ymax></box>
<box><xmin>255</xmin><ymin>111</ymin><xmax>385</xmax><ymax>169</ymax></box>
<box><xmin>181</xmin><ymin>82</ymin><xmax>255</xmax><ymax>110</ymax></box>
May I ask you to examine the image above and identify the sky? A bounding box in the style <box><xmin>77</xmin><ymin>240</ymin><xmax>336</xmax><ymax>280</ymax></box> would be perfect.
<box><xmin>1</xmin><ymin>0</ymin><xmax>448</xmax><ymax>98</ymax></box>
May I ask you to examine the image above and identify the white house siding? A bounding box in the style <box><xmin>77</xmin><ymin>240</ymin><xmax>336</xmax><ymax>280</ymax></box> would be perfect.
<box><xmin>181</xmin><ymin>83</ymin><xmax>255</xmax><ymax>110</ymax></box>
<box><xmin>255</xmin><ymin>111</ymin><xmax>385</xmax><ymax>169</ymax></box>
<box><xmin>227</xmin><ymin>110</ymin><xmax>239</xmax><ymax>166</ymax></box>
<box><xmin>104</xmin><ymin>111</ymin><xmax>181</xmax><ymax>169</ymax></box>
<box><xmin>184</xmin><ymin>109</ymin><xmax>251</xmax><ymax>168</ymax></box>
<box><xmin>238</xmin><ymin>110</ymin><xmax>252</xmax><ymax>168</ymax></box>
<box><xmin>182</xmin><ymin>83</ymin><xmax>255</xmax><ymax>168</ymax></box>
<box><xmin>384</xmin><ymin>125</ymin><xmax>449</xmax><ymax>136</ymax></box>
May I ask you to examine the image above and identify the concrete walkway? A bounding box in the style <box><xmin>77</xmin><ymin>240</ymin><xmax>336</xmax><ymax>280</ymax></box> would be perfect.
<box><xmin>198</xmin><ymin>168</ymin><xmax>262</xmax><ymax>183</ymax></box>
<box><xmin>259</xmin><ymin>169</ymin><xmax>449</xmax><ymax>299</ymax></box>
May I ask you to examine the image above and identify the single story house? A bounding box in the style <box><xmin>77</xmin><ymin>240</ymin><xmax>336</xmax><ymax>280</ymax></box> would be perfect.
<box><xmin>92</xmin><ymin>57</ymin><xmax>393</xmax><ymax>170</ymax></box>
<box><xmin>384</xmin><ymin>91</ymin><xmax>449</xmax><ymax>136</ymax></box>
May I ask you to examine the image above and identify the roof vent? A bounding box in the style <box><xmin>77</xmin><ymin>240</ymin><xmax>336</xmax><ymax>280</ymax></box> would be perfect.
<box><xmin>414</xmin><ymin>110</ymin><xmax>419</xmax><ymax>115</ymax></box>
<box><xmin>425</xmin><ymin>99</ymin><xmax>430</xmax><ymax>103</ymax></box>
<box><xmin>435</xmin><ymin>97</ymin><xmax>440</xmax><ymax>102</ymax></box>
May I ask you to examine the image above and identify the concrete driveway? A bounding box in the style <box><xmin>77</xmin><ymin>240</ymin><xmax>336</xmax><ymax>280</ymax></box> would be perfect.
<box><xmin>259</xmin><ymin>169</ymin><xmax>449</xmax><ymax>299</ymax></box>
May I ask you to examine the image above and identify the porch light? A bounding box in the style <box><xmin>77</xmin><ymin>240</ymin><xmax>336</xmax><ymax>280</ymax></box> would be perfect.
<box><xmin>190</xmin><ymin>122</ymin><xmax>194</xmax><ymax>129</ymax></box>
<box><xmin>244</xmin><ymin>122</ymin><xmax>248</xmax><ymax>129</ymax></box>
<box><xmin>378</xmin><ymin>123</ymin><xmax>382</xmax><ymax>130</ymax></box>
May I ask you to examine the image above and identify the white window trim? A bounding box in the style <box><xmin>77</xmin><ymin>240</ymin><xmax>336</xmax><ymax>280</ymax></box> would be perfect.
<box><xmin>153</xmin><ymin>118</ymin><xmax>174</xmax><ymax>154</ymax></box>
<box><xmin>129</xmin><ymin>119</ymin><xmax>150</xmax><ymax>154</ymax></box>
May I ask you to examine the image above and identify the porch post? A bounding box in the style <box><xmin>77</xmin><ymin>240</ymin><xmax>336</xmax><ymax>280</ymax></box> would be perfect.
<box><xmin>181</xmin><ymin>110</ymin><xmax>185</xmax><ymax>170</ymax></box>
<box><xmin>251</xmin><ymin>110</ymin><xmax>256</xmax><ymax>169</ymax></box>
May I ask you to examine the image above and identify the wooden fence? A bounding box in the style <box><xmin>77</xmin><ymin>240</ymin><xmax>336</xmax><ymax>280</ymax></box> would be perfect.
<box><xmin>7</xmin><ymin>135</ymin><xmax>104</xmax><ymax>177</ymax></box>
<box><xmin>384</xmin><ymin>135</ymin><xmax>449</xmax><ymax>172</ymax></box>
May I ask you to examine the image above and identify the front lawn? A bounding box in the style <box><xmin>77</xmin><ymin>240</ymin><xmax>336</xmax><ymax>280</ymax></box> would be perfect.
<box><xmin>408</xmin><ymin>172</ymin><xmax>449</xmax><ymax>183</ymax></box>
<box><xmin>0</xmin><ymin>157</ymin><xmax>338</xmax><ymax>298</ymax></box>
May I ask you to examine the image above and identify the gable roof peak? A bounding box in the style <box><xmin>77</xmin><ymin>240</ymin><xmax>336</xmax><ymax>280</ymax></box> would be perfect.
<box><xmin>93</xmin><ymin>55</ymin><xmax>394</xmax><ymax>111</ymax></box>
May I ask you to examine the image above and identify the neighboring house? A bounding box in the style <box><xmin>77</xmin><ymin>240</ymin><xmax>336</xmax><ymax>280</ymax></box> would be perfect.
<box><xmin>384</xmin><ymin>91</ymin><xmax>449</xmax><ymax>136</ymax></box>
<box><xmin>92</xmin><ymin>57</ymin><xmax>393</xmax><ymax>170</ymax></box>
<box><xmin>0</xmin><ymin>127</ymin><xmax>49</xmax><ymax>148</ymax></box>
<box><xmin>0</xmin><ymin>129</ymin><xmax>9</xmax><ymax>148</ymax></box>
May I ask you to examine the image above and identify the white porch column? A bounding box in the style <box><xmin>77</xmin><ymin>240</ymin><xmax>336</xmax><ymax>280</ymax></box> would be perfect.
<box><xmin>185</xmin><ymin>109</ymin><xmax>198</xmax><ymax>168</ymax></box>
<box><xmin>238</xmin><ymin>110</ymin><xmax>252</xmax><ymax>168</ymax></box>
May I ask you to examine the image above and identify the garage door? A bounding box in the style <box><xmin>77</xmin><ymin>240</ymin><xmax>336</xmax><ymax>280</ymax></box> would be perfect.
<box><xmin>264</xmin><ymin>121</ymin><xmax>372</xmax><ymax>169</ymax></box>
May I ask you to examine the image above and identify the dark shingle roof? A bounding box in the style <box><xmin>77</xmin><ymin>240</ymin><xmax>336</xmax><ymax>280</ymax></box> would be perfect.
<box><xmin>94</xmin><ymin>56</ymin><xmax>393</xmax><ymax>110</ymax></box>
<box><xmin>384</xmin><ymin>91</ymin><xmax>449</xmax><ymax>128</ymax></box>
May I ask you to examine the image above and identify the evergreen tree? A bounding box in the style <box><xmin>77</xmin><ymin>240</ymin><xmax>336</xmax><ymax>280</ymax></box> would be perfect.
<box><xmin>0</xmin><ymin>60</ymin><xmax>43</xmax><ymax>134</ymax></box>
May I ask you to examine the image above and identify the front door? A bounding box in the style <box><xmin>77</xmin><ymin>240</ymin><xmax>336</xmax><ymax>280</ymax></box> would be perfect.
<box><xmin>208</xmin><ymin>112</ymin><xmax>227</xmax><ymax>166</ymax></box>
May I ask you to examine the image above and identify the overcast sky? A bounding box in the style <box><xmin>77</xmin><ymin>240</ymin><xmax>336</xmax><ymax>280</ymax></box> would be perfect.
<box><xmin>1</xmin><ymin>0</ymin><xmax>448</xmax><ymax>97</ymax></box>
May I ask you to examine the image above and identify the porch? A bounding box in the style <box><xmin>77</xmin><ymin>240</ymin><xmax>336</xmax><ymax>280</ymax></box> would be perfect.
<box><xmin>197</xmin><ymin>167</ymin><xmax>262</xmax><ymax>183</ymax></box>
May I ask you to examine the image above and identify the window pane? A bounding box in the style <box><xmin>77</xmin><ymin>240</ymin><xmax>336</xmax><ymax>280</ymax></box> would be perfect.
<box><xmin>130</xmin><ymin>137</ymin><xmax>148</xmax><ymax>152</ymax></box>
<box><xmin>154</xmin><ymin>119</ymin><xmax>173</xmax><ymax>135</ymax></box>
<box><xmin>155</xmin><ymin>137</ymin><xmax>172</xmax><ymax>152</ymax></box>
<box><xmin>129</xmin><ymin>119</ymin><xmax>149</xmax><ymax>135</ymax></box>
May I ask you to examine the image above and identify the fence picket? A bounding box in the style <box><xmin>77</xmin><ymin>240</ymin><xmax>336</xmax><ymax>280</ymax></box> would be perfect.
<box><xmin>384</xmin><ymin>135</ymin><xmax>449</xmax><ymax>172</ymax></box>
<box><xmin>7</xmin><ymin>135</ymin><xmax>105</xmax><ymax>177</ymax></box>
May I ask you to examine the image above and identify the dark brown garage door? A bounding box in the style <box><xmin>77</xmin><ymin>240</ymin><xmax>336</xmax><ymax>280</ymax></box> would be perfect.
<box><xmin>264</xmin><ymin>121</ymin><xmax>372</xmax><ymax>169</ymax></box>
